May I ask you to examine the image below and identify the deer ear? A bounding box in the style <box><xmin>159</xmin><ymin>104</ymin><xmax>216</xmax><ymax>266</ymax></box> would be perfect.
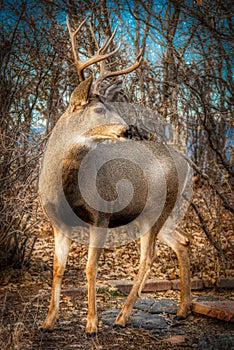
<box><xmin>69</xmin><ymin>76</ymin><xmax>93</xmax><ymax>112</ymax></box>
<box><xmin>104</xmin><ymin>80</ymin><xmax>128</xmax><ymax>102</ymax></box>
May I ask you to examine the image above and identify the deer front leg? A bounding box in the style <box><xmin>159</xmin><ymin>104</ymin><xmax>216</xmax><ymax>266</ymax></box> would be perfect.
<box><xmin>158</xmin><ymin>229</ymin><xmax>191</xmax><ymax>319</ymax></box>
<box><xmin>85</xmin><ymin>225</ymin><xmax>107</xmax><ymax>336</ymax></box>
<box><xmin>114</xmin><ymin>230</ymin><xmax>156</xmax><ymax>328</ymax></box>
<box><xmin>41</xmin><ymin>227</ymin><xmax>71</xmax><ymax>332</ymax></box>
<box><xmin>86</xmin><ymin>246</ymin><xmax>103</xmax><ymax>337</ymax></box>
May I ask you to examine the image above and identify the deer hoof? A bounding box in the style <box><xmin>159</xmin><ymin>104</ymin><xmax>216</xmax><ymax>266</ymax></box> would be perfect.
<box><xmin>40</xmin><ymin>327</ymin><xmax>53</xmax><ymax>333</ymax></box>
<box><xmin>113</xmin><ymin>323</ymin><xmax>124</xmax><ymax>329</ymax></box>
<box><xmin>174</xmin><ymin>315</ymin><xmax>186</xmax><ymax>321</ymax></box>
<box><xmin>175</xmin><ymin>304</ymin><xmax>191</xmax><ymax>320</ymax></box>
<box><xmin>86</xmin><ymin>331</ymin><xmax>97</xmax><ymax>338</ymax></box>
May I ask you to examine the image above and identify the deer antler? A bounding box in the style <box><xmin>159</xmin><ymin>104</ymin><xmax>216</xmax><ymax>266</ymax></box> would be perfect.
<box><xmin>66</xmin><ymin>17</ymin><xmax>120</xmax><ymax>82</ymax></box>
<box><xmin>88</xmin><ymin>21</ymin><xmax>143</xmax><ymax>94</ymax></box>
<box><xmin>92</xmin><ymin>49</ymin><xmax>143</xmax><ymax>95</ymax></box>
<box><xmin>67</xmin><ymin>17</ymin><xmax>143</xmax><ymax>93</ymax></box>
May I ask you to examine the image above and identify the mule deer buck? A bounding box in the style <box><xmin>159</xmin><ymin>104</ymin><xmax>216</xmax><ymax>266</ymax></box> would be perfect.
<box><xmin>39</xmin><ymin>18</ymin><xmax>192</xmax><ymax>337</ymax></box>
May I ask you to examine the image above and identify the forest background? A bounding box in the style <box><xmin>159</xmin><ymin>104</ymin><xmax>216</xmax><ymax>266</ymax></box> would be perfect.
<box><xmin>0</xmin><ymin>0</ymin><xmax>233</xmax><ymax>282</ymax></box>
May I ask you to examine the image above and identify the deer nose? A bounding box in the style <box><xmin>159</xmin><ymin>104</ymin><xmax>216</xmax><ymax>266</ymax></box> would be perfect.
<box><xmin>126</xmin><ymin>126</ymin><xmax>133</xmax><ymax>139</ymax></box>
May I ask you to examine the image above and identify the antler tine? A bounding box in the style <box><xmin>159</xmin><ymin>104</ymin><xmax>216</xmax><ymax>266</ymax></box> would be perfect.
<box><xmin>89</xmin><ymin>21</ymin><xmax>99</xmax><ymax>50</ymax></box>
<box><xmin>66</xmin><ymin>16</ymin><xmax>88</xmax><ymax>81</ymax></box>
<box><xmin>88</xmin><ymin>23</ymin><xmax>120</xmax><ymax>84</ymax></box>
<box><xmin>100</xmin><ymin>27</ymin><xmax>118</xmax><ymax>54</ymax></box>
<box><xmin>92</xmin><ymin>48</ymin><xmax>143</xmax><ymax>95</ymax></box>
<box><xmin>89</xmin><ymin>23</ymin><xmax>120</xmax><ymax>70</ymax></box>
<box><xmin>67</xmin><ymin>17</ymin><xmax>121</xmax><ymax>82</ymax></box>
<box><xmin>89</xmin><ymin>21</ymin><xmax>118</xmax><ymax>55</ymax></box>
<box><xmin>98</xmin><ymin>28</ymin><xmax>120</xmax><ymax>76</ymax></box>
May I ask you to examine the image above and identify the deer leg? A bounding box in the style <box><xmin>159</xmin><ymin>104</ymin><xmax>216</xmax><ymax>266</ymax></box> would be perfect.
<box><xmin>86</xmin><ymin>226</ymin><xmax>106</xmax><ymax>337</ymax></box>
<box><xmin>41</xmin><ymin>227</ymin><xmax>71</xmax><ymax>331</ymax></box>
<box><xmin>114</xmin><ymin>230</ymin><xmax>156</xmax><ymax>327</ymax></box>
<box><xmin>158</xmin><ymin>229</ymin><xmax>191</xmax><ymax>319</ymax></box>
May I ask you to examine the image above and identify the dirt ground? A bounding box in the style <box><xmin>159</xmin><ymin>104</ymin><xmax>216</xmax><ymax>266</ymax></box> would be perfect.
<box><xmin>0</xmin><ymin>232</ymin><xmax>234</xmax><ymax>350</ymax></box>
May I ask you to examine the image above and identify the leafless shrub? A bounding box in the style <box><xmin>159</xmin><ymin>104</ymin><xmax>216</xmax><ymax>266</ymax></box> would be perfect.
<box><xmin>0</xmin><ymin>127</ymin><xmax>48</xmax><ymax>268</ymax></box>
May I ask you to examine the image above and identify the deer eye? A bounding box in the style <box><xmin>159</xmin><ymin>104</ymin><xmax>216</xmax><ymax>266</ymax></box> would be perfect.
<box><xmin>94</xmin><ymin>107</ymin><xmax>105</xmax><ymax>114</ymax></box>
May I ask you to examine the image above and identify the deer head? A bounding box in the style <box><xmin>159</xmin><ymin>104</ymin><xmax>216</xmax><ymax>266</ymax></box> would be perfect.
<box><xmin>65</xmin><ymin>17</ymin><xmax>142</xmax><ymax>112</ymax></box>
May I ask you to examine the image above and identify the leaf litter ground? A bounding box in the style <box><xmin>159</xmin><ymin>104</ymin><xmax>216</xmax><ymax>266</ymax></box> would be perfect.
<box><xmin>0</xmin><ymin>227</ymin><xmax>234</xmax><ymax>349</ymax></box>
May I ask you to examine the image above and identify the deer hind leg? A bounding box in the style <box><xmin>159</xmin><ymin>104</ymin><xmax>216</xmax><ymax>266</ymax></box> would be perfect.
<box><xmin>41</xmin><ymin>226</ymin><xmax>71</xmax><ymax>332</ymax></box>
<box><xmin>158</xmin><ymin>229</ymin><xmax>191</xmax><ymax>319</ymax></box>
<box><xmin>114</xmin><ymin>230</ymin><xmax>157</xmax><ymax>328</ymax></box>
<box><xmin>86</xmin><ymin>226</ymin><xmax>107</xmax><ymax>337</ymax></box>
